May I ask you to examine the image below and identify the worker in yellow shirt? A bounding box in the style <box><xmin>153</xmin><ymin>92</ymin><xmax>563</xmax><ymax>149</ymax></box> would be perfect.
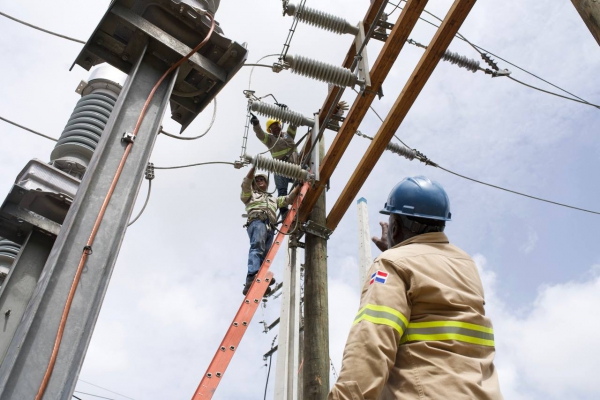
<box><xmin>329</xmin><ymin>176</ymin><xmax>503</xmax><ymax>400</ymax></box>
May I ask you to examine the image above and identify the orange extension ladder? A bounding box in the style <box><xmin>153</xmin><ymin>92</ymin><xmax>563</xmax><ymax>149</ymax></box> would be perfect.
<box><xmin>192</xmin><ymin>181</ymin><xmax>311</xmax><ymax>399</ymax></box>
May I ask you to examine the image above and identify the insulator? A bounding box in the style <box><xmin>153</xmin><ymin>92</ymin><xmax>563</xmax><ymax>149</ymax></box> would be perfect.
<box><xmin>245</xmin><ymin>154</ymin><xmax>310</xmax><ymax>182</ymax></box>
<box><xmin>50</xmin><ymin>65</ymin><xmax>126</xmax><ymax>179</ymax></box>
<box><xmin>285</xmin><ymin>55</ymin><xmax>358</xmax><ymax>88</ymax></box>
<box><xmin>250</xmin><ymin>101</ymin><xmax>314</xmax><ymax>128</ymax></box>
<box><xmin>285</xmin><ymin>3</ymin><xmax>359</xmax><ymax>36</ymax></box>
<box><xmin>386</xmin><ymin>141</ymin><xmax>416</xmax><ymax>161</ymax></box>
<box><xmin>0</xmin><ymin>238</ymin><xmax>20</xmax><ymax>287</ymax></box>
<box><xmin>481</xmin><ymin>53</ymin><xmax>499</xmax><ymax>71</ymax></box>
<box><xmin>442</xmin><ymin>50</ymin><xmax>480</xmax><ymax>73</ymax></box>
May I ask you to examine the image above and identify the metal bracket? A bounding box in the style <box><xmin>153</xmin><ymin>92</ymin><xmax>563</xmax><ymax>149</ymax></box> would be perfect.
<box><xmin>122</xmin><ymin>132</ymin><xmax>136</xmax><ymax>143</ymax></box>
<box><xmin>302</xmin><ymin>220</ymin><xmax>332</xmax><ymax>240</ymax></box>
<box><xmin>289</xmin><ymin>238</ymin><xmax>305</xmax><ymax>248</ymax></box>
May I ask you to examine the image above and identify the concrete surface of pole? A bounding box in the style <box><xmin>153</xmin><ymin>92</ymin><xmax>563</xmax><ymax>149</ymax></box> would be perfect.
<box><xmin>357</xmin><ymin>198</ymin><xmax>372</xmax><ymax>289</ymax></box>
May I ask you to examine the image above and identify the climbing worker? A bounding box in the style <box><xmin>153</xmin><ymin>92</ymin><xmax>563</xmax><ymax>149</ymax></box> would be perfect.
<box><xmin>329</xmin><ymin>176</ymin><xmax>502</xmax><ymax>400</ymax></box>
<box><xmin>240</xmin><ymin>166</ymin><xmax>301</xmax><ymax>296</ymax></box>
<box><xmin>249</xmin><ymin>101</ymin><xmax>348</xmax><ymax>220</ymax></box>
<box><xmin>250</xmin><ymin>113</ymin><xmax>298</xmax><ymax>221</ymax></box>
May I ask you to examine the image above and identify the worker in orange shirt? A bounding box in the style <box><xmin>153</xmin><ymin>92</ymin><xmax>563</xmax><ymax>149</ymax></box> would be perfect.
<box><xmin>329</xmin><ymin>176</ymin><xmax>503</xmax><ymax>400</ymax></box>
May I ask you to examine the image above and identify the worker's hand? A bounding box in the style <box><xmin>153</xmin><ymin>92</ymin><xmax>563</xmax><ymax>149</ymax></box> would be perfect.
<box><xmin>334</xmin><ymin>101</ymin><xmax>349</xmax><ymax>116</ymax></box>
<box><xmin>250</xmin><ymin>113</ymin><xmax>259</xmax><ymax>126</ymax></box>
<box><xmin>246</xmin><ymin>166</ymin><xmax>255</xmax><ymax>179</ymax></box>
<box><xmin>371</xmin><ymin>221</ymin><xmax>389</xmax><ymax>252</ymax></box>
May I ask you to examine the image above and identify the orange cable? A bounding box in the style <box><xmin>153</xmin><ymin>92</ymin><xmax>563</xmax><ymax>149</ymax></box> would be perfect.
<box><xmin>35</xmin><ymin>13</ymin><xmax>216</xmax><ymax>399</ymax></box>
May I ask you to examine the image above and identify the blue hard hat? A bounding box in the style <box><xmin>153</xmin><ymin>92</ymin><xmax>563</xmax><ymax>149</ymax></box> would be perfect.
<box><xmin>380</xmin><ymin>176</ymin><xmax>451</xmax><ymax>221</ymax></box>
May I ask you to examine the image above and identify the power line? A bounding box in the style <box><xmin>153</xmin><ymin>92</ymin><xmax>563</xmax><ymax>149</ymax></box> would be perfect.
<box><xmin>388</xmin><ymin>2</ymin><xmax>600</xmax><ymax>109</ymax></box>
<box><xmin>0</xmin><ymin>10</ymin><xmax>85</xmax><ymax>44</ymax></box>
<box><xmin>127</xmin><ymin>180</ymin><xmax>152</xmax><ymax>227</ymax></box>
<box><xmin>0</xmin><ymin>115</ymin><xmax>58</xmax><ymax>142</ymax></box>
<box><xmin>154</xmin><ymin>161</ymin><xmax>235</xmax><ymax>170</ymax></box>
<box><xmin>160</xmin><ymin>98</ymin><xmax>218</xmax><ymax>140</ymax></box>
<box><xmin>362</xmin><ymin>94</ymin><xmax>600</xmax><ymax>216</ymax></box>
<box><xmin>73</xmin><ymin>391</ymin><xmax>116</xmax><ymax>400</ymax></box>
<box><xmin>78</xmin><ymin>379</ymin><xmax>135</xmax><ymax>400</ymax></box>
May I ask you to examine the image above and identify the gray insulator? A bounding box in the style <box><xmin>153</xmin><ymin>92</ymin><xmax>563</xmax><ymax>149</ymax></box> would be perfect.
<box><xmin>386</xmin><ymin>141</ymin><xmax>416</xmax><ymax>160</ymax></box>
<box><xmin>285</xmin><ymin>55</ymin><xmax>358</xmax><ymax>88</ymax></box>
<box><xmin>250</xmin><ymin>101</ymin><xmax>314</xmax><ymax>128</ymax></box>
<box><xmin>0</xmin><ymin>238</ymin><xmax>20</xmax><ymax>285</ymax></box>
<box><xmin>50</xmin><ymin>92</ymin><xmax>117</xmax><ymax>179</ymax></box>
<box><xmin>246</xmin><ymin>154</ymin><xmax>310</xmax><ymax>182</ymax></box>
<box><xmin>442</xmin><ymin>50</ymin><xmax>480</xmax><ymax>73</ymax></box>
<box><xmin>285</xmin><ymin>3</ymin><xmax>359</xmax><ymax>36</ymax></box>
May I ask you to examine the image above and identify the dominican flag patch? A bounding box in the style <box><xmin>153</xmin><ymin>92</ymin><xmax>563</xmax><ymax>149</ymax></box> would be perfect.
<box><xmin>370</xmin><ymin>270</ymin><xmax>388</xmax><ymax>285</ymax></box>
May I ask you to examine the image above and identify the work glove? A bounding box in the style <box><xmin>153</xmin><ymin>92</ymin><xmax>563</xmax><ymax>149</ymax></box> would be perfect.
<box><xmin>249</xmin><ymin>113</ymin><xmax>259</xmax><ymax>126</ymax></box>
<box><xmin>334</xmin><ymin>101</ymin><xmax>349</xmax><ymax>116</ymax></box>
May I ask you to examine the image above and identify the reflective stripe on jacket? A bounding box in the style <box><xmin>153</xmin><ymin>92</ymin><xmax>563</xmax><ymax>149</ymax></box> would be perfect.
<box><xmin>329</xmin><ymin>232</ymin><xmax>503</xmax><ymax>400</ymax></box>
<box><xmin>253</xmin><ymin>124</ymin><xmax>299</xmax><ymax>164</ymax></box>
<box><xmin>240</xmin><ymin>177</ymin><xmax>297</xmax><ymax>224</ymax></box>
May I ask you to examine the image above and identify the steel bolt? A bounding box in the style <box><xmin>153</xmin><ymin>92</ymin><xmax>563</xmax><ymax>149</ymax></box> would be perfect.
<box><xmin>122</xmin><ymin>53</ymin><xmax>130</xmax><ymax>61</ymax></box>
<box><xmin>4</xmin><ymin>309</ymin><xmax>11</xmax><ymax>317</ymax></box>
<box><xmin>193</xmin><ymin>96</ymin><xmax>200</xmax><ymax>104</ymax></box>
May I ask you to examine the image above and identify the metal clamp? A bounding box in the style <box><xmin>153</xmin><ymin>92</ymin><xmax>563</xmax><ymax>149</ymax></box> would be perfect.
<box><xmin>302</xmin><ymin>220</ymin><xmax>332</xmax><ymax>240</ymax></box>
<box><xmin>122</xmin><ymin>132</ymin><xmax>136</xmax><ymax>143</ymax></box>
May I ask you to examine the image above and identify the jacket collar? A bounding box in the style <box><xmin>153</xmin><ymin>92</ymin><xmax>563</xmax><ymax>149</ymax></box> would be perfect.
<box><xmin>392</xmin><ymin>232</ymin><xmax>449</xmax><ymax>249</ymax></box>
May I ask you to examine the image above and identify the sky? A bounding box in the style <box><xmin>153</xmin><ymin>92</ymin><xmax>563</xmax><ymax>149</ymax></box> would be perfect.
<box><xmin>1</xmin><ymin>0</ymin><xmax>600</xmax><ymax>399</ymax></box>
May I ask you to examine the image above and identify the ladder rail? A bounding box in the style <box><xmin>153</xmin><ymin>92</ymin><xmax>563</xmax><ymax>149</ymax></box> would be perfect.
<box><xmin>192</xmin><ymin>182</ymin><xmax>311</xmax><ymax>399</ymax></box>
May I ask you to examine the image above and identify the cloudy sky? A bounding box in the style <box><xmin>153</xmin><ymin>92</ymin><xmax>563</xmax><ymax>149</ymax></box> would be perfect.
<box><xmin>1</xmin><ymin>0</ymin><xmax>600</xmax><ymax>399</ymax></box>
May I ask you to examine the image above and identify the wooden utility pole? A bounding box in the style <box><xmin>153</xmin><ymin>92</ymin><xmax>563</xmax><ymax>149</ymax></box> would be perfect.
<box><xmin>303</xmin><ymin>138</ymin><xmax>329</xmax><ymax>400</ymax></box>
<box><xmin>572</xmin><ymin>0</ymin><xmax>600</xmax><ymax>46</ymax></box>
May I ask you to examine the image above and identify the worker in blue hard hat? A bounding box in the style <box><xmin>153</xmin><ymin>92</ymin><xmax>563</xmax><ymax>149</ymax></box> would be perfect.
<box><xmin>240</xmin><ymin>166</ymin><xmax>301</xmax><ymax>296</ymax></box>
<box><xmin>330</xmin><ymin>176</ymin><xmax>503</xmax><ymax>400</ymax></box>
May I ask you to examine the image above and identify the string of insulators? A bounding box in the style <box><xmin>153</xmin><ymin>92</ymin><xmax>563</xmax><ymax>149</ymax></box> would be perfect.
<box><xmin>245</xmin><ymin>153</ymin><xmax>311</xmax><ymax>182</ymax></box>
<box><xmin>442</xmin><ymin>50</ymin><xmax>480</xmax><ymax>73</ymax></box>
<box><xmin>250</xmin><ymin>101</ymin><xmax>314</xmax><ymax>128</ymax></box>
<box><xmin>284</xmin><ymin>3</ymin><xmax>359</xmax><ymax>36</ymax></box>
<box><xmin>355</xmin><ymin>131</ymin><xmax>416</xmax><ymax>161</ymax></box>
<box><xmin>284</xmin><ymin>55</ymin><xmax>359</xmax><ymax>88</ymax></box>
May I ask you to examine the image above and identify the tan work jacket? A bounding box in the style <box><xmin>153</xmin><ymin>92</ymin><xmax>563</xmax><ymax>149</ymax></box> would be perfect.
<box><xmin>253</xmin><ymin>124</ymin><xmax>299</xmax><ymax>164</ymax></box>
<box><xmin>240</xmin><ymin>177</ymin><xmax>298</xmax><ymax>224</ymax></box>
<box><xmin>329</xmin><ymin>232</ymin><xmax>502</xmax><ymax>400</ymax></box>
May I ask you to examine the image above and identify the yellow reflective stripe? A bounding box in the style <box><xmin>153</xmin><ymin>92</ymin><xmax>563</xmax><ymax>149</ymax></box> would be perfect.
<box><xmin>400</xmin><ymin>333</ymin><xmax>494</xmax><ymax>347</ymax></box>
<box><xmin>400</xmin><ymin>320</ymin><xmax>495</xmax><ymax>347</ymax></box>
<box><xmin>271</xmin><ymin>147</ymin><xmax>293</xmax><ymax>158</ymax></box>
<box><xmin>241</xmin><ymin>191</ymin><xmax>252</xmax><ymax>198</ymax></box>
<box><xmin>353</xmin><ymin>304</ymin><xmax>408</xmax><ymax>337</ymax></box>
<box><xmin>262</xmin><ymin>134</ymin><xmax>269</xmax><ymax>144</ymax></box>
<box><xmin>408</xmin><ymin>320</ymin><xmax>493</xmax><ymax>334</ymax></box>
<box><xmin>277</xmin><ymin>197</ymin><xmax>286</xmax><ymax>208</ymax></box>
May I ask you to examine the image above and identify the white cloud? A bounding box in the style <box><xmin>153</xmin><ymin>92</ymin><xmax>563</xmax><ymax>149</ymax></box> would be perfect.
<box><xmin>520</xmin><ymin>230</ymin><xmax>539</xmax><ymax>254</ymax></box>
<box><xmin>475</xmin><ymin>255</ymin><xmax>600</xmax><ymax>400</ymax></box>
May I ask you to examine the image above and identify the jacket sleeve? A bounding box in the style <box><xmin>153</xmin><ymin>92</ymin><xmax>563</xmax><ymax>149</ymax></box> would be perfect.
<box><xmin>329</xmin><ymin>257</ymin><xmax>412</xmax><ymax>400</ymax></box>
<box><xmin>240</xmin><ymin>177</ymin><xmax>252</xmax><ymax>204</ymax></box>
<box><xmin>287</xmin><ymin>124</ymin><xmax>297</xmax><ymax>139</ymax></box>
<box><xmin>253</xmin><ymin>124</ymin><xmax>276</xmax><ymax>148</ymax></box>
<box><xmin>277</xmin><ymin>186</ymin><xmax>299</xmax><ymax>208</ymax></box>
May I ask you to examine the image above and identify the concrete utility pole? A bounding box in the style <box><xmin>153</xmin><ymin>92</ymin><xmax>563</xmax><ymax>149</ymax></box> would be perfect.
<box><xmin>357</xmin><ymin>198</ymin><xmax>372</xmax><ymax>289</ymax></box>
<box><xmin>572</xmin><ymin>0</ymin><xmax>600</xmax><ymax>46</ymax></box>
<box><xmin>274</xmin><ymin>239</ymin><xmax>302</xmax><ymax>400</ymax></box>
<box><xmin>303</xmin><ymin>137</ymin><xmax>330</xmax><ymax>400</ymax></box>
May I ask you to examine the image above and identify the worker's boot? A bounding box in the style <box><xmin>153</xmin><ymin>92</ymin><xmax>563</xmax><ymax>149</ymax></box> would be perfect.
<box><xmin>242</xmin><ymin>274</ymin><xmax>256</xmax><ymax>296</ymax></box>
<box><xmin>242</xmin><ymin>274</ymin><xmax>276</xmax><ymax>296</ymax></box>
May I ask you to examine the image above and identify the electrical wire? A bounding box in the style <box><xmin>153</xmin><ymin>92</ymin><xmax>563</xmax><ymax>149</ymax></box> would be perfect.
<box><xmin>247</xmin><ymin>54</ymin><xmax>279</xmax><ymax>90</ymax></box>
<box><xmin>73</xmin><ymin>391</ymin><xmax>116</xmax><ymax>400</ymax></box>
<box><xmin>73</xmin><ymin>396</ymin><xmax>82</xmax><ymax>400</ymax></box>
<box><xmin>0</xmin><ymin>115</ymin><xmax>58</xmax><ymax>142</ymax></box>
<box><xmin>263</xmin><ymin>354</ymin><xmax>273</xmax><ymax>400</ymax></box>
<box><xmin>388</xmin><ymin>2</ymin><xmax>600</xmax><ymax>109</ymax></box>
<box><xmin>160</xmin><ymin>98</ymin><xmax>218</xmax><ymax>140</ymax></box>
<box><xmin>361</xmin><ymin>91</ymin><xmax>600</xmax><ymax>216</ymax></box>
<box><xmin>0</xmin><ymin>10</ymin><xmax>85</xmax><ymax>44</ymax></box>
<box><xmin>154</xmin><ymin>161</ymin><xmax>235</xmax><ymax>170</ymax></box>
<box><xmin>78</xmin><ymin>379</ymin><xmax>135</xmax><ymax>400</ymax></box>
<box><xmin>35</xmin><ymin>14</ymin><xmax>217</xmax><ymax>400</ymax></box>
<box><xmin>127</xmin><ymin>180</ymin><xmax>152</xmax><ymax>227</ymax></box>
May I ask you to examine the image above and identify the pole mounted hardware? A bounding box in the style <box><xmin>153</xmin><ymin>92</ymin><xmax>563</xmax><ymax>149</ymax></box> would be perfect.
<box><xmin>302</xmin><ymin>220</ymin><xmax>332</xmax><ymax>240</ymax></box>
